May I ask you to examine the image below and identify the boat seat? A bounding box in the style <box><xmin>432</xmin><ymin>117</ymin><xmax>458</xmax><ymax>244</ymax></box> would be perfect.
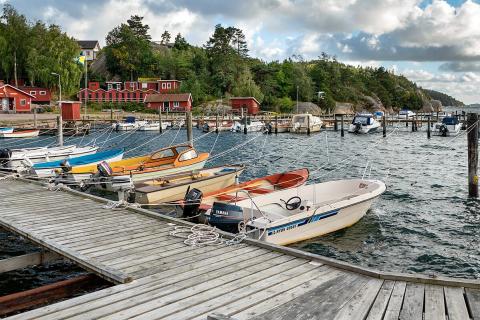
<box><xmin>243</xmin><ymin>187</ymin><xmax>272</xmax><ymax>194</ymax></box>
<box><xmin>216</xmin><ymin>194</ymin><xmax>247</xmax><ymax>202</ymax></box>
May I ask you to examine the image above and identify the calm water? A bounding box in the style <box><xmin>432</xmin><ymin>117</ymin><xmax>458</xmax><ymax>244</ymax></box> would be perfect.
<box><xmin>1</xmin><ymin>111</ymin><xmax>480</xmax><ymax>281</ymax></box>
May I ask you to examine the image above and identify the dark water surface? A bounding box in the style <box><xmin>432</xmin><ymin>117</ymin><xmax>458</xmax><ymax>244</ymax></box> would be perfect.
<box><xmin>1</xmin><ymin>115</ymin><xmax>480</xmax><ymax>283</ymax></box>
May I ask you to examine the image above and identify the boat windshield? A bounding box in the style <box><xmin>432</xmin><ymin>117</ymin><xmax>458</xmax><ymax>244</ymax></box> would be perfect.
<box><xmin>442</xmin><ymin>117</ymin><xmax>459</xmax><ymax>125</ymax></box>
<box><xmin>125</xmin><ymin>116</ymin><xmax>136</xmax><ymax>123</ymax></box>
<box><xmin>293</xmin><ymin>116</ymin><xmax>307</xmax><ymax>124</ymax></box>
<box><xmin>179</xmin><ymin>149</ymin><xmax>198</xmax><ymax>161</ymax></box>
<box><xmin>151</xmin><ymin>148</ymin><xmax>175</xmax><ymax>160</ymax></box>
<box><xmin>353</xmin><ymin>116</ymin><xmax>371</xmax><ymax>125</ymax></box>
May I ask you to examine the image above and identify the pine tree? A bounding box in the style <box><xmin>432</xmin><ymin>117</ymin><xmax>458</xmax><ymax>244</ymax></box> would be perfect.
<box><xmin>173</xmin><ymin>33</ymin><xmax>189</xmax><ymax>50</ymax></box>
<box><xmin>160</xmin><ymin>30</ymin><xmax>171</xmax><ymax>45</ymax></box>
<box><xmin>127</xmin><ymin>15</ymin><xmax>150</xmax><ymax>41</ymax></box>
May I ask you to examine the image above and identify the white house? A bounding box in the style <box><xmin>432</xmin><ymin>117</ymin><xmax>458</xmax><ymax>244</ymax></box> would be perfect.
<box><xmin>77</xmin><ymin>40</ymin><xmax>101</xmax><ymax>61</ymax></box>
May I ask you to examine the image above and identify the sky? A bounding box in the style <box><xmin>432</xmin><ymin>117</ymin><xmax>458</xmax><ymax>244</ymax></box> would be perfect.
<box><xmin>3</xmin><ymin>0</ymin><xmax>480</xmax><ymax>104</ymax></box>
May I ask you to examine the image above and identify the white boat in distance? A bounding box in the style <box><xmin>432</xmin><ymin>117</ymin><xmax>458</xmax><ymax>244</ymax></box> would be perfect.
<box><xmin>113</xmin><ymin>116</ymin><xmax>147</xmax><ymax>131</ymax></box>
<box><xmin>398</xmin><ymin>110</ymin><xmax>416</xmax><ymax>119</ymax></box>
<box><xmin>290</xmin><ymin>114</ymin><xmax>322</xmax><ymax>133</ymax></box>
<box><xmin>138</xmin><ymin>122</ymin><xmax>169</xmax><ymax>131</ymax></box>
<box><xmin>231</xmin><ymin>119</ymin><xmax>265</xmax><ymax>132</ymax></box>
<box><xmin>348</xmin><ymin>113</ymin><xmax>381</xmax><ymax>134</ymax></box>
<box><xmin>208</xmin><ymin>179</ymin><xmax>386</xmax><ymax>245</ymax></box>
<box><xmin>433</xmin><ymin>116</ymin><xmax>461</xmax><ymax>136</ymax></box>
<box><xmin>0</xmin><ymin>145</ymin><xmax>98</xmax><ymax>171</ymax></box>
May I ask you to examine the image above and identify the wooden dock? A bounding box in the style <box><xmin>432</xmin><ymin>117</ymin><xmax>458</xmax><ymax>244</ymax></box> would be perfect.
<box><xmin>1</xmin><ymin>177</ymin><xmax>480</xmax><ymax>319</ymax></box>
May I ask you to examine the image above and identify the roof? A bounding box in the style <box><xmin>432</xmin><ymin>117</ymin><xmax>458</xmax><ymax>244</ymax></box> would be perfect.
<box><xmin>230</xmin><ymin>96</ymin><xmax>260</xmax><ymax>105</ymax></box>
<box><xmin>77</xmin><ymin>40</ymin><xmax>100</xmax><ymax>49</ymax></box>
<box><xmin>0</xmin><ymin>84</ymin><xmax>36</xmax><ymax>98</ymax></box>
<box><xmin>144</xmin><ymin>93</ymin><xmax>192</xmax><ymax>103</ymax></box>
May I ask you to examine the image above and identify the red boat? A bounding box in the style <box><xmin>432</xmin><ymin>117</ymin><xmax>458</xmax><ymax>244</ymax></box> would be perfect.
<box><xmin>0</xmin><ymin>129</ymin><xmax>40</xmax><ymax>138</ymax></box>
<box><xmin>180</xmin><ymin>168</ymin><xmax>309</xmax><ymax>214</ymax></box>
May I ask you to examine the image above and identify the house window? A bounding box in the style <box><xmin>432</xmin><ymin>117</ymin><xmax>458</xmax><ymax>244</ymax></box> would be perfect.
<box><xmin>142</xmin><ymin>83</ymin><xmax>148</xmax><ymax>89</ymax></box>
<box><xmin>30</xmin><ymin>91</ymin><xmax>36</xmax><ymax>95</ymax></box>
<box><xmin>173</xmin><ymin>101</ymin><xmax>179</xmax><ymax>108</ymax></box>
<box><xmin>20</xmin><ymin>99</ymin><xmax>26</xmax><ymax>106</ymax></box>
<box><xmin>39</xmin><ymin>91</ymin><xmax>46</xmax><ymax>95</ymax></box>
<box><xmin>116</xmin><ymin>84</ymin><xmax>121</xmax><ymax>91</ymax></box>
<box><xmin>167</xmin><ymin>83</ymin><xmax>171</xmax><ymax>89</ymax></box>
<box><xmin>162</xmin><ymin>83</ymin><xmax>167</xmax><ymax>89</ymax></box>
<box><xmin>107</xmin><ymin>84</ymin><xmax>112</xmax><ymax>90</ymax></box>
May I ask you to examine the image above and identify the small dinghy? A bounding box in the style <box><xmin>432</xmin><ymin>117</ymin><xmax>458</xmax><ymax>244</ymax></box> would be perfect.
<box><xmin>31</xmin><ymin>148</ymin><xmax>124</xmax><ymax>178</ymax></box>
<box><xmin>0</xmin><ymin>145</ymin><xmax>98</xmax><ymax>171</ymax></box>
<box><xmin>60</xmin><ymin>144</ymin><xmax>209</xmax><ymax>192</ymax></box>
<box><xmin>231</xmin><ymin>119</ymin><xmax>265</xmax><ymax>132</ymax></box>
<box><xmin>113</xmin><ymin>116</ymin><xmax>147</xmax><ymax>131</ymax></box>
<box><xmin>348</xmin><ymin>113</ymin><xmax>381</xmax><ymax>134</ymax></box>
<box><xmin>178</xmin><ymin>168</ymin><xmax>309</xmax><ymax>217</ymax></box>
<box><xmin>0</xmin><ymin>127</ymin><xmax>14</xmax><ymax>134</ymax></box>
<box><xmin>0</xmin><ymin>129</ymin><xmax>40</xmax><ymax>139</ymax></box>
<box><xmin>206</xmin><ymin>179</ymin><xmax>386</xmax><ymax>245</ymax></box>
<box><xmin>433</xmin><ymin>116</ymin><xmax>461</xmax><ymax>137</ymax></box>
<box><xmin>134</xmin><ymin>165</ymin><xmax>245</xmax><ymax>204</ymax></box>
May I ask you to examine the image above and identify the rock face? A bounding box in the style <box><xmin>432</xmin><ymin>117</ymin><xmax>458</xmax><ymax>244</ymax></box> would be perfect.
<box><xmin>361</xmin><ymin>95</ymin><xmax>385</xmax><ymax>112</ymax></box>
<box><xmin>296</xmin><ymin>102</ymin><xmax>322</xmax><ymax>114</ymax></box>
<box><xmin>430</xmin><ymin>99</ymin><xmax>443</xmax><ymax>112</ymax></box>
<box><xmin>199</xmin><ymin>100</ymin><xmax>231</xmax><ymax>115</ymax></box>
<box><xmin>334</xmin><ymin>102</ymin><xmax>355</xmax><ymax>115</ymax></box>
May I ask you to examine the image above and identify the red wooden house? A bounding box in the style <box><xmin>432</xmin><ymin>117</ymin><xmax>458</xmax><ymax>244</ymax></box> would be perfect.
<box><xmin>144</xmin><ymin>93</ymin><xmax>192</xmax><ymax>112</ymax></box>
<box><xmin>230</xmin><ymin>97</ymin><xmax>260</xmax><ymax>115</ymax></box>
<box><xmin>158</xmin><ymin>80</ymin><xmax>181</xmax><ymax>93</ymax></box>
<box><xmin>0</xmin><ymin>84</ymin><xmax>35</xmax><ymax>113</ymax></box>
<box><xmin>19</xmin><ymin>86</ymin><xmax>51</xmax><ymax>105</ymax></box>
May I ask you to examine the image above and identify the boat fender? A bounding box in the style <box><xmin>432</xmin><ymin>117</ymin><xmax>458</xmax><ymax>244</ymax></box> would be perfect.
<box><xmin>97</xmin><ymin>161</ymin><xmax>113</xmax><ymax>177</ymax></box>
<box><xmin>183</xmin><ymin>188</ymin><xmax>203</xmax><ymax>219</ymax></box>
<box><xmin>60</xmin><ymin>159</ymin><xmax>72</xmax><ymax>172</ymax></box>
<box><xmin>0</xmin><ymin>148</ymin><xmax>11</xmax><ymax>166</ymax></box>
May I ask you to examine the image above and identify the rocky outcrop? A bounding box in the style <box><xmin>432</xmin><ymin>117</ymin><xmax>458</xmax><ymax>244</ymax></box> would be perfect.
<box><xmin>430</xmin><ymin>99</ymin><xmax>443</xmax><ymax>112</ymax></box>
<box><xmin>361</xmin><ymin>94</ymin><xmax>385</xmax><ymax>112</ymax></box>
<box><xmin>296</xmin><ymin>102</ymin><xmax>322</xmax><ymax>114</ymax></box>
<box><xmin>334</xmin><ymin>102</ymin><xmax>355</xmax><ymax>115</ymax></box>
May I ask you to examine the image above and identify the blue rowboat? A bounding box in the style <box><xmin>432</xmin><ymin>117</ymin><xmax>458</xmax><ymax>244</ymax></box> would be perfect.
<box><xmin>0</xmin><ymin>127</ymin><xmax>14</xmax><ymax>133</ymax></box>
<box><xmin>31</xmin><ymin>148</ymin><xmax>124</xmax><ymax>178</ymax></box>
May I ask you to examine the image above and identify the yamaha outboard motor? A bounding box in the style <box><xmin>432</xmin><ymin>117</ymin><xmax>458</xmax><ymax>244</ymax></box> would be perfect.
<box><xmin>60</xmin><ymin>159</ymin><xmax>72</xmax><ymax>173</ymax></box>
<box><xmin>0</xmin><ymin>148</ymin><xmax>11</xmax><ymax>167</ymax></box>
<box><xmin>183</xmin><ymin>188</ymin><xmax>203</xmax><ymax>220</ymax></box>
<box><xmin>439</xmin><ymin>124</ymin><xmax>448</xmax><ymax>137</ymax></box>
<box><xmin>97</xmin><ymin>161</ymin><xmax>113</xmax><ymax>177</ymax></box>
<box><xmin>354</xmin><ymin>123</ymin><xmax>361</xmax><ymax>133</ymax></box>
<box><xmin>209</xmin><ymin>202</ymin><xmax>245</xmax><ymax>233</ymax></box>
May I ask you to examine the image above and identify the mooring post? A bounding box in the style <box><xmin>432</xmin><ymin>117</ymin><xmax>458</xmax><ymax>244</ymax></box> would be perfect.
<box><xmin>57</xmin><ymin>115</ymin><xmax>63</xmax><ymax>146</ymax></box>
<box><xmin>187</xmin><ymin>111</ymin><xmax>193</xmax><ymax>146</ymax></box>
<box><xmin>243</xmin><ymin>113</ymin><xmax>248</xmax><ymax>134</ymax></box>
<box><xmin>33</xmin><ymin>107</ymin><xmax>37</xmax><ymax>129</ymax></box>
<box><xmin>306</xmin><ymin>115</ymin><xmax>310</xmax><ymax>135</ymax></box>
<box><xmin>427</xmin><ymin>116</ymin><xmax>431</xmax><ymax>139</ymax></box>
<box><xmin>383</xmin><ymin>115</ymin><xmax>386</xmax><ymax>137</ymax></box>
<box><xmin>340</xmin><ymin>114</ymin><xmax>344</xmax><ymax>137</ymax></box>
<box><xmin>158</xmin><ymin>106</ymin><xmax>163</xmax><ymax>133</ymax></box>
<box><xmin>467</xmin><ymin>113</ymin><xmax>479</xmax><ymax>198</ymax></box>
<box><xmin>334</xmin><ymin>114</ymin><xmax>338</xmax><ymax>131</ymax></box>
<box><xmin>274</xmin><ymin>114</ymin><xmax>278</xmax><ymax>134</ymax></box>
<box><xmin>215</xmin><ymin>113</ymin><xmax>219</xmax><ymax>134</ymax></box>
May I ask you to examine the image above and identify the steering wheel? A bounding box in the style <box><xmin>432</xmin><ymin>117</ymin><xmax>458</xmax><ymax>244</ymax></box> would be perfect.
<box><xmin>284</xmin><ymin>196</ymin><xmax>302</xmax><ymax>210</ymax></box>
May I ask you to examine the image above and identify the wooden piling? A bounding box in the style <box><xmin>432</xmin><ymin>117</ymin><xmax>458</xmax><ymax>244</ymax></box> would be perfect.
<box><xmin>186</xmin><ymin>111</ymin><xmax>193</xmax><ymax>146</ymax></box>
<box><xmin>215</xmin><ymin>114</ymin><xmax>219</xmax><ymax>134</ymax></box>
<box><xmin>382</xmin><ymin>115</ymin><xmax>386</xmax><ymax>137</ymax></box>
<box><xmin>33</xmin><ymin>107</ymin><xmax>37</xmax><ymax>129</ymax></box>
<box><xmin>334</xmin><ymin>114</ymin><xmax>338</xmax><ymax>131</ymax></box>
<box><xmin>57</xmin><ymin>116</ymin><xmax>63</xmax><ymax>146</ymax></box>
<box><xmin>467</xmin><ymin>113</ymin><xmax>479</xmax><ymax>198</ymax></box>
<box><xmin>307</xmin><ymin>115</ymin><xmax>311</xmax><ymax>135</ymax></box>
<box><xmin>340</xmin><ymin>114</ymin><xmax>344</xmax><ymax>137</ymax></box>
<box><xmin>274</xmin><ymin>115</ymin><xmax>278</xmax><ymax>134</ymax></box>
<box><xmin>243</xmin><ymin>114</ymin><xmax>248</xmax><ymax>134</ymax></box>
<box><xmin>427</xmin><ymin>116</ymin><xmax>431</xmax><ymax>139</ymax></box>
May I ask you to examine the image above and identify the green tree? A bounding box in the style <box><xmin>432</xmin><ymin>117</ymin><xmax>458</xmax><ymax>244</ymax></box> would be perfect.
<box><xmin>232</xmin><ymin>67</ymin><xmax>264</xmax><ymax>103</ymax></box>
<box><xmin>173</xmin><ymin>33</ymin><xmax>189</xmax><ymax>50</ymax></box>
<box><xmin>160</xmin><ymin>30</ymin><xmax>171</xmax><ymax>44</ymax></box>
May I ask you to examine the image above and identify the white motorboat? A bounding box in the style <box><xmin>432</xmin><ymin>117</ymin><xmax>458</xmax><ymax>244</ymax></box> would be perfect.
<box><xmin>138</xmin><ymin>122</ymin><xmax>169</xmax><ymax>131</ymax></box>
<box><xmin>113</xmin><ymin>116</ymin><xmax>147</xmax><ymax>131</ymax></box>
<box><xmin>0</xmin><ymin>145</ymin><xmax>98</xmax><ymax>171</ymax></box>
<box><xmin>398</xmin><ymin>110</ymin><xmax>416</xmax><ymax>119</ymax></box>
<box><xmin>290</xmin><ymin>114</ymin><xmax>322</xmax><ymax>133</ymax></box>
<box><xmin>433</xmin><ymin>116</ymin><xmax>461</xmax><ymax>136</ymax></box>
<box><xmin>348</xmin><ymin>113</ymin><xmax>381</xmax><ymax>134</ymax></box>
<box><xmin>231</xmin><ymin>119</ymin><xmax>265</xmax><ymax>133</ymax></box>
<box><xmin>207</xmin><ymin>179</ymin><xmax>386</xmax><ymax>245</ymax></box>
<box><xmin>0</xmin><ymin>127</ymin><xmax>14</xmax><ymax>134</ymax></box>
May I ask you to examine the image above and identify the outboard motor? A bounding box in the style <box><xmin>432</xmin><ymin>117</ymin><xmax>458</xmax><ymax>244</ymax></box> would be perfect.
<box><xmin>60</xmin><ymin>159</ymin><xmax>72</xmax><ymax>172</ymax></box>
<box><xmin>208</xmin><ymin>202</ymin><xmax>245</xmax><ymax>233</ymax></box>
<box><xmin>183</xmin><ymin>188</ymin><xmax>203</xmax><ymax>219</ymax></box>
<box><xmin>439</xmin><ymin>124</ymin><xmax>448</xmax><ymax>137</ymax></box>
<box><xmin>97</xmin><ymin>161</ymin><xmax>113</xmax><ymax>177</ymax></box>
<box><xmin>0</xmin><ymin>148</ymin><xmax>11</xmax><ymax>166</ymax></box>
<box><xmin>354</xmin><ymin>123</ymin><xmax>362</xmax><ymax>133</ymax></box>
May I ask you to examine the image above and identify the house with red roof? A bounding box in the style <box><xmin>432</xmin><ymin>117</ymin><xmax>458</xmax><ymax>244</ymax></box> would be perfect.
<box><xmin>0</xmin><ymin>83</ymin><xmax>35</xmax><ymax>113</ymax></box>
<box><xmin>144</xmin><ymin>93</ymin><xmax>192</xmax><ymax>112</ymax></box>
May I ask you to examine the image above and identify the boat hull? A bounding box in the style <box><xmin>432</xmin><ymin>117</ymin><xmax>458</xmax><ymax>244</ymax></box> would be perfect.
<box><xmin>0</xmin><ymin>127</ymin><xmax>14</xmax><ymax>134</ymax></box>
<box><xmin>291</xmin><ymin>125</ymin><xmax>321</xmax><ymax>134</ymax></box>
<box><xmin>262</xmin><ymin>199</ymin><xmax>373</xmax><ymax>245</ymax></box>
<box><xmin>0</xmin><ymin>130</ymin><xmax>40</xmax><ymax>138</ymax></box>
<box><xmin>135</xmin><ymin>166</ymin><xmax>243</xmax><ymax>204</ymax></box>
